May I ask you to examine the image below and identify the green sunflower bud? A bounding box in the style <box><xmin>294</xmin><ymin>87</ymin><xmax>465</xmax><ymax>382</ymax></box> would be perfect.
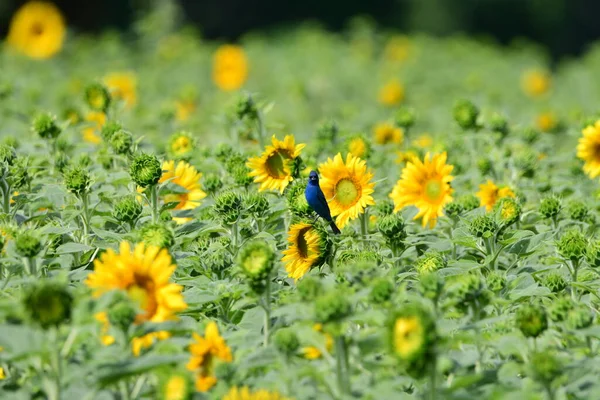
<box><xmin>450</xmin><ymin>273</ymin><xmax>490</xmax><ymax>312</ymax></box>
<box><xmin>244</xmin><ymin>192</ymin><xmax>270</xmax><ymax>219</ymax></box>
<box><xmin>486</xmin><ymin>271</ymin><xmax>506</xmax><ymax>293</ymax></box>
<box><xmin>315</xmin><ymin>290</ymin><xmax>352</xmax><ymax>324</ymax></box>
<box><xmin>586</xmin><ymin>239</ymin><xmax>600</xmax><ymax>268</ymax></box>
<box><xmin>415</xmin><ymin>250</ymin><xmax>446</xmax><ymax>274</ymax></box>
<box><xmin>548</xmin><ymin>296</ymin><xmax>574</xmax><ymax>322</ymax></box>
<box><xmin>316</xmin><ymin>119</ymin><xmax>338</xmax><ymax>142</ymax></box>
<box><xmin>418</xmin><ymin>272</ymin><xmax>443</xmax><ymax>301</ymax></box>
<box><xmin>138</xmin><ymin>223</ymin><xmax>175</xmax><ymax>249</ymax></box>
<box><xmin>374</xmin><ymin>199</ymin><xmax>395</xmax><ymax>216</ymax></box>
<box><xmin>477</xmin><ymin>158</ymin><xmax>492</xmax><ymax>175</ymax></box>
<box><xmin>543</xmin><ymin>272</ymin><xmax>567</xmax><ymax>293</ymax></box>
<box><xmin>369</xmin><ymin>277</ymin><xmax>394</xmax><ymax>304</ymax></box>
<box><xmin>516</xmin><ymin>303</ymin><xmax>548</xmax><ymax>338</ymax></box>
<box><xmin>238</xmin><ymin>240</ymin><xmax>276</xmax><ymax>294</ymax></box>
<box><xmin>556</xmin><ymin>228</ymin><xmax>587</xmax><ymax>261</ymax></box>
<box><xmin>394</xmin><ymin>107</ymin><xmax>416</xmax><ymax>129</ymax></box>
<box><xmin>489</xmin><ymin>112</ymin><xmax>509</xmax><ymax>136</ymax></box>
<box><xmin>453</xmin><ymin>99</ymin><xmax>479</xmax><ymax>130</ymax></box>
<box><xmin>529</xmin><ymin>351</ymin><xmax>562</xmax><ymax>385</ymax></box>
<box><xmin>113</xmin><ymin>195</ymin><xmax>143</xmax><ymax>225</ymax></box>
<box><xmin>62</xmin><ymin>106</ymin><xmax>82</xmax><ymax>125</ymax></box>
<box><xmin>110</xmin><ymin>130</ymin><xmax>133</xmax><ymax>155</ymax></box>
<box><xmin>129</xmin><ymin>153</ymin><xmax>163</xmax><ymax>188</ymax></box>
<box><xmin>168</xmin><ymin>131</ymin><xmax>195</xmax><ymax>159</ymax></box>
<box><xmin>213</xmin><ymin>191</ymin><xmax>243</xmax><ymax>225</ymax></box>
<box><xmin>337</xmin><ymin>249</ymin><xmax>383</xmax><ymax>265</ymax></box>
<box><xmin>231</xmin><ymin>164</ymin><xmax>253</xmax><ymax>187</ymax></box>
<box><xmin>97</xmin><ymin>148</ymin><xmax>113</xmax><ymax>170</ymax></box>
<box><xmin>457</xmin><ymin>194</ymin><xmax>480</xmax><ymax>212</ymax></box>
<box><xmin>444</xmin><ymin>201</ymin><xmax>463</xmax><ymax>219</ymax></box>
<box><xmin>567</xmin><ymin>200</ymin><xmax>588</xmax><ymax>222</ymax></box>
<box><xmin>204</xmin><ymin>173</ymin><xmax>223</xmax><ymax>196</ymax></box>
<box><xmin>494</xmin><ymin>197</ymin><xmax>521</xmax><ymax>227</ymax></box>
<box><xmin>3</xmin><ymin>135</ymin><xmax>19</xmax><ymax>149</ymax></box>
<box><xmin>539</xmin><ymin>195</ymin><xmax>562</xmax><ymax>219</ymax></box>
<box><xmin>273</xmin><ymin>328</ymin><xmax>300</xmax><ymax>356</ymax></box>
<box><xmin>32</xmin><ymin>112</ymin><xmax>61</xmax><ymax>140</ymax></box>
<box><xmin>388</xmin><ymin>303</ymin><xmax>436</xmax><ymax>378</ymax></box>
<box><xmin>469</xmin><ymin>214</ymin><xmax>498</xmax><ymax>238</ymax></box>
<box><xmin>214</xmin><ymin>143</ymin><xmax>234</xmax><ymax>162</ymax></box>
<box><xmin>234</xmin><ymin>93</ymin><xmax>258</xmax><ymax>121</ymax></box>
<box><xmin>64</xmin><ymin>167</ymin><xmax>91</xmax><ymax>196</ymax></box>
<box><xmin>54</xmin><ymin>152</ymin><xmax>70</xmax><ymax>173</ymax></box>
<box><xmin>100</xmin><ymin>120</ymin><xmax>122</xmax><ymax>142</ymax></box>
<box><xmin>203</xmin><ymin>244</ymin><xmax>233</xmax><ymax>272</ymax></box>
<box><xmin>107</xmin><ymin>292</ymin><xmax>137</xmax><ymax>334</ymax></box>
<box><xmin>523</xmin><ymin>127</ymin><xmax>539</xmax><ymax>144</ymax></box>
<box><xmin>514</xmin><ymin>150</ymin><xmax>537</xmax><ymax>178</ymax></box>
<box><xmin>297</xmin><ymin>277</ymin><xmax>323</xmax><ymax>301</ymax></box>
<box><xmin>15</xmin><ymin>230</ymin><xmax>43</xmax><ymax>258</ymax></box>
<box><xmin>286</xmin><ymin>180</ymin><xmax>312</xmax><ymax>218</ymax></box>
<box><xmin>0</xmin><ymin>144</ymin><xmax>16</xmax><ymax>167</ymax></box>
<box><xmin>7</xmin><ymin>157</ymin><xmax>30</xmax><ymax>189</ymax></box>
<box><xmin>85</xmin><ymin>83</ymin><xmax>111</xmax><ymax>112</ymax></box>
<box><xmin>377</xmin><ymin>214</ymin><xmax>407</xmax><ymax>245</ymax></box>
<box><xmin>566</xmin><ymin>303</ymin><xmax>594</xmax><ymax>330</ymax></box>
<box><xmin>23</xmin><ymin>281</ymin><xmax>73</xmax><ymax>329</ymax></box>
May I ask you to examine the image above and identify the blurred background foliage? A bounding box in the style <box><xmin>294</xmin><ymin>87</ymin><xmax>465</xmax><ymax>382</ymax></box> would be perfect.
<box><xmin>0</xmin><ymin>0</ymin><xmax>598</xmax><ymax>60</ymax></box>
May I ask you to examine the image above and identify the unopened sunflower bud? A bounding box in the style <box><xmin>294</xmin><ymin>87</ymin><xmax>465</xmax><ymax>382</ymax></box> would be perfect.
<box><xmin>213</xmin><ymin>191</ymin><xmax>243</xmax><ymax>225</ymax></box>
<box><xmin>394</xmin><ymin>107</ymin><xmax>416</xmax><ymax>129</ymax></box>
<box><xmin>238</xmin><ymin>240</ymin><xmax>275</xmax><ymax>293</ymax></box>
<box><xmin>369</xmin><ymin>277</ymin><xmax>394</xmax><ymax>304</ymax></box>
<box><xmin>110</xmin><ymin>130</ymin><xmax>133</xmax><ymax>155</ymax></box>
<box><xmin>64</xmin><ymin>167</ymin><xmax>91</xmax><ymax>195</ymax></box>
<box><xmin>231</xmin><ymin>164</ymin><xmax>253</xmax><ymax>187</ymax></box>
<box><xmin>477</xmin><ymin>158</ymin><xmax>492</xmax><ymax>175</ymax></box>
<box><xmin>469</xmin><ymin>214</ymin><xmax>498</xmax><ymax>238</ymax></box>
<box><xmin>418</xmin><ymin>272</ymin><xmax>443</xmax><ymax>301</ymax></box>
<box><xmin>23</xmin><ymin>281</ymin><xmax>73</xmax><ymax>329</ymax></box>
<box><xmin>100</xmin><ymin>120</ymin><xmax>122</xmax><ymax>142</ymax></box>
<box><xmin>548</xmin><ymin>296</ymin><xmax>573</xmax><ymax>322</ymax></box>
<box><xmin>85</xmin><ymin>83</ymin><xmax>111</xmax><ymax>112</ymax></box>
<box><xmin>0</xmin><ymin>144</ymin><xmax>16</xmax><ymax>166</ymax></box>
<box><xmin>539</xmin><ymin>195</ymin><xmax>561</xmax><ymax>219</ymax></box>
<box><xmin>457</xmin><ymin>194</ymin><xmax>479</xmax><ymax>212</ymax></box>
<box><xmin>244</xmin><ymin>192</ymin><xmax>270</xmax><ymax>219</ymax></box>
<box><xmin>567</xmin><ymin>200</ymin><xmax>588</xmax><ymax>222</ymax></box>
<box><xmin>297</xmin><ymin>277</ymin><xmax>322</xmax><ymax>301</ymax></box>
<box><xmin>556</xmin><ymin>228</ymin><xmax>586</xmax><ymax>261</ymax></box>
<box><xmin>234</xmin><ymin>93</ymin><xmax>258</xmax><ymax>121</ymax></box>
<box><xmin>7</xmin><ymin>157</ymin><xmax>30</xmax><ymax>189</ymax></box>
<box><xmin>286</xmin><ymin>181</ymin><xmax>312</xmax><ymax>218</ymax></box>
<box><xmin>273</xmin><ymin>328</ymin><xmax>300</xmax><ymax>356</ymax></box>
<box><xmin>32</xmin><ymin>112</ymin><xmax>61</xmax><ymax>140</ymax></box>
<box><xmin>451</xmin><ymin>273</ymin><xmax>490</xmax><ymax>312</ymax></box>
<box><xmin>138</xmin><ymin>223</ymin><xmax>175</xmax><ymax>249</ymax></box>
<box><xmin>55</xmin><ymin>152</ymin><xmax>70</xmax><ymax>173</ymax></box>
<box><xmin>168</xmin><ymin>131</ymin><xmax>195</xmax><ymax>159</ymax></box>
<box><xmin>316</xmin><ymin>120</ymin><xmax>338</xmax><ymax>142</ymax></box>
<box><xmin>486</xmin><ymin>271</ymin><xmax>506</xmax><ymax>293</ymax></box>
<box><xmin>494</xmin><ymin>197</ymin><xmax>521</xmax><ymax>227</ymax></box>
<box><xmin>523</xmin><ymin>127</ymin><xmax>539</xmax><ymax>144</ymax></box>
<box><xmin>529</xmin><ymin>351</ymin><xmax>562</xmax><ymax>385</ymax></box>
<box><xmin>15</xmin><ymin>230</ymin><xmax>42</xmax><ymax>258</ymax></box>
<box><xmin>374</xmin><ymin>199</ymin><xmax>394</xmax><ymax>216</ymax></box>
<box><xmin>204</xmin><ymin>174</ymin><xmax>223</xmax><ymax>196</ymax></box>
<box><xmin>113</xmin><ymin>195</ymin><xmax>143</xmax><ymax>225</ymax></box>
<box><xmin>415</xmin><ymin>250</ymin><xmax>446</xmax><ymax>275</ymax></box>
<box><xmin>444</xmin><ymin>201</ymin><xmax>463</xmax><ymax>219</ymax></box>
<box><xmin>453</xmin><ymin>99</ymin><xmax>479</xmax><ymax>130</ymax></box>
<box><xmin>130</xmin><ymin>153</ymin><xmax>162</xmax><ymax>188</ymax></box>
<box><xmin>516</xmin><ymin>303</ymin><xmax>548</xmax><ymax>338</ymax></box>
<box><xmin>377</xmin><ymin>214</ymin><xmax>407</xmax><ymax>244</ymax></box>
<box><xmin>566</xmin><ymin>304</ymin><xmax>594</xmax><ymax>330</ymax></box>
<box><xmin>489</xmin><ymin>113</ymin><xmax>509</xmax><ymax>136</ymax></box>
<box><xmin>543</xmin><ymin>272</ymin><xmax>567</xmax><ymax>293</ymax></box>
<box><xmin>315</xmin><ymin>290</ymin><xmax>351</xmax><ymax>324</ymax></box>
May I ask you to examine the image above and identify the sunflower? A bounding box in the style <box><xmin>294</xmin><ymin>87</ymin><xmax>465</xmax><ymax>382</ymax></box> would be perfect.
<box><xmin>389</xmin><ymin>152</ymin><xmax>454</xmax><ymax>228</ymax></box>
<box><xmin>378</xmin><ymin>79</ymin><xmax>404</xmax><ymax>106</ymax></box>
<box><xmin>347</xmin><ymin>135</ymin><xmax>370</xmax><ymax>159</ymax></box>
<box><xmin>412</xmin><ymin>134</ymin><xmax>433</xmax><ymax>149</ymax></box>
<box><xmin>383</xmin><ymin>35</ymin><xmax>411</xmax><ymax>63</ymax></box>
<box><xmin>85</xmin><ymin>242</ymin><xmax>187</xmax><ymax>355</ymax></box>
<box><xmin>395</xmin><ymin>150</ymin><xmax>419</xmax><ymax>165</ymax></box>
<box><xmin>521</xmin><ymin>69</ymin><xmax>551</xmax><ymax>98</ymax></box>
<box><xmin>223</xmin><ymin>386</ymin><xmax>292</xmax><ymax>400</ymax></box>
<box><xmin>82</xmin><ymin>111</ymin><xmax>106</xmax><ymax>144</ymax></box>
<box><xmin>6</xmin><ymin>1</ymin><xmax>66</xmax><ymax>60</ymax></box>
<box><xmin>536</xmin><ymin>112</ymin><xmax>557</xmax><ymax>133</ymax></box>
<box><xmin>94</xmin><ymin>312</ymin><xmax>115</xmax><ymax>346</ymax></box>
<box><xmin>186</xmin><ymin>321</ymin><xmax>232</xmax><ymax>392</ymax></box>
<box><xmin>247</xmin><ymin>135</ymin><xmax>305</xmax><ymax>193</ymax></box>
<box><xmin>476</xmin><ymin>180</ymin><xmax>515</xmax><ymax>211</ymax></box>
<box><xmin>577</xmin><ymin>120</ymin><xmax>600</xmax><ymax>179</ymax></box>
<box><xmin>282</xmin><ymin>222</ymin><xmax>330</xmax><ymax>281</ymax></box>
<box><xmin>318</xmin><ymin>153</ymin><xmax>376</xmax><ymax>228</ymax></box>
<box><xmin>175</xmin><ymin>99</ymin><xmax>196</xmax><ymax>122</ymax></box>
<box><xmin>168</xmin><ymin>132</ymin><xmax>195</xmax><ymax>158</ymax></box>
<box><xmin>159</xmin><ymin>160</ymin><xmax>207</xmax><ymax>224</ymax></box>
<box><xmin>161</xmin><ymin>373</ymin><xmax>192</xmax><ymax>400</ymax></box>
<box><xmin>374</xmin><ymin>122</ymin><xmax>403</xmax><ymax>145</ymax></box>
<box><xmin>212</xmin><ymin>44</ymin><xmax>248</xmax><ymax>91</ymax></box>
<box><xmin>302</xmin><ymin>323</ymin><xmax>334</xmax><ymax>359</ymax></box>
<box><xmin>104</xmin><ymin>72</ymin><xmax>137</xmax><ymax>108</ymax></box>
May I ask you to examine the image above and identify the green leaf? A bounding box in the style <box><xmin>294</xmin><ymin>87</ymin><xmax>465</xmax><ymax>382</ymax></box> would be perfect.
<box><xmin>55</xmin><ymin>242</ymin><xmax>95</xmax><ymax>254</ymax></box>
<box><xmin>96</xmin><ymin>354</ymin><xmax>188</xmax><ymax>385</ymax></box>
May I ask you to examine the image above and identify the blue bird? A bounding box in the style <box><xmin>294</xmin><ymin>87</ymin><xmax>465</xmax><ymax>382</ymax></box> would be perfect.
<box><xmin>305</xmin><ymin>170</ymin><xmax>341</xmax><ymax>234</ymax></box>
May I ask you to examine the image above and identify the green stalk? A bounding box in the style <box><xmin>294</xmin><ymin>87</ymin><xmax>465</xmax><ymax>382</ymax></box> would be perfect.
<box><xmin>335</xmin><ymin>335</ymin><xmax>350</xmax><ymax>397</ymax></box>
<box><xmin>81</xmin><ymin>192</ymin><xmax>91</xmax><ymax>245</ymax></box>
<box><xmin>429</xmin><ymin>355</ymin><xmax>437</xmax><ymax>400</ymax></box>
<box><xmin>263</xmin><ymin>278</ymin><xmax>271</xmax><ymax>347</ymax></box>
<box><xmin>360</xmin><ymin>211</ymin><xmax>368</xmax><ymax>243</ymax></box>
<box><xmin>256</xmin><ymin>112</ymin><xmax>266</xmax><ymax>149</ymax></box>
<box><xmin>1</xmin><ymin>179</ymin><xmax>10</xmax><ymax>214</ymax></box>
<box><xmin>571</xmin><ymin>259</ymin><xmax>579</xmax><ymax>300</ymax></box>
<box><xmin>150</xmin><ymin>185</ymin><xmax>159</xmax><ymax>223</ymax></box>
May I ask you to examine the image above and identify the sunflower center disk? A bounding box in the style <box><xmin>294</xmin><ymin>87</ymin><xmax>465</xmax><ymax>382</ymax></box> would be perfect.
<box><xmin>265</xmin><ymin>151</ymin><xmax>288</xmax><ymax>179</ymax></box>
<box><xmin>593</xmin><ymin>143</ymin><xmax>600</xmax><ymax>159</ymax></box>
<box><xmin>297</xmin><ymin>229</ymin><xmax>310</xmax><ymax>258</ymax></box>
<box><xmin>424</xmin><ymin>180</ymin><xmax>443</xmax><ymax>203</ymax></box>
<box><xmin>394</xmin><ymin>317</ymin><xmax>423</xmax><ymax>357</ymax></box>
<box><xmin>243</xmin><ymin>250</ymin><xmax>268</xmax><ymax>275</ymax></box>
<box><xmin>335</xmin><ymin>178</ymin><xmax>359</xmax><ymax>206</ymax></box>
<box><xmin>127</xmin><ymin>278</ymin><xmax>158</xmax><ymax>323</ymax></box>
<box><xmin>30</xmin><ymin>22</ymin><xmax>44</xmax><ymax>36</ymax></box>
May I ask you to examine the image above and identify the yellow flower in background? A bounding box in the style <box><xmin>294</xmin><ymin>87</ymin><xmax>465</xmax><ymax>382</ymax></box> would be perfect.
<box><xmin>186</xmin><ymin>321</ymin><xmax>232</xmax><ymax>392</ymax></box>
<box><xmin>162</xmin><ymin>374</ymin><xmax>190</xmax><ymax>400</ymax></box>
<box><xmin>383</xmin><ymin>35</ymin><xmax>411</xmax><ymax>63</ymax></box>
<box><xmin>212</xmin><ymin>44</ymin><xmax>248</xmax><ymax>91</ymax></box>
<box><xmin>521</xmin><ymin>69</ymin><xmax>551</xmax><ymax>97</ymax></box>
<box><xmin>395</xmin><ymin>150</ymin><xmax>419</xmax><ymax>165</ymax></box>
<box><xmin>318</xmin><ymin>153</ymin><xmax>376</xmax><ymax>229</ymax></box>
<box><xmin>348</xmin><ymin>136</ymin><xmax>369</xmax><ymax>158</ymax></box>
<box><xmin>476</xmin><ymin>180</ymin><xmax>515</xmax><ymax>211</ymax></box>
<box><xmin>378</xmin><ymin>79</ymin><xmax>404</xmax><ymax>106</ymax></box>
<box><xmin>85</xmin><ymin>242</ymin><xmax>187</xmax><ymax>355</ymax></box>
<box><xmin>223</xmin><ymin>386</ymin><xmax>292</xmax><ymax>400</ymax></box>
<box><xmin>282</xmin><ymin>223</ymin><xmax>323</xmax><ymax>280</ymax></box>
<box><xmin>94</xmin><ymin>312</ymin><xmax>115</xmax><ymax>346</ymax></box>
<box><xmin>390</xmin><ymin>152</ymin><xmax>454</xmax><ymax>228</ymax></box>
<box><xmin>159</xmin><ymin>160</ymin><xmax>207</xmax><ymax>224</ymax></box>
<box><xmin>413</xmin><ymin>134</ymin><xmax>433</xmax><ymax>149</ymax></box>
<box><xmin>536</xmin><ymin>112</ymin><xmax>557</xmax><ymax>133</ymax></box>
<box><xmin>577</xmin><ymin>120</ymin><xmax>600</xmax><ymax>179</ymax></box>
<box><xmin>393</xmin><ymin>316</ymin><xmax>424</xmax><ymax>359</ymax></box>
<box><xmin>169</xmin><ymin>132</ymin><xmax>195</xmax><ymax>158</ymax></box>
<box><xmin>104</xmin><ymin>72</ymin><xmax>137</xmax><ymax>108</ymax></box>
<box><xmin>176</xmin><ymin>99</ymin><xmax>197</xmax><ymax>122</ymax></box>
<box><xmin>247</xmin><ymin>135</ymin><xmax>305</xmax><ymax>193</ymax></box>
<box><xmin>302</xmin><ymin>323</ymin><xmax>334</xmax><ymax>360</ymax></box>
<box><xmin>0</xmin><ymin>367</ymin><xmax>4</xmax><ymax>380</ymax></box>
<box><xmin>374</xmin><ymin>122</ymin><xmax>403</xmax><ymax>145</ymax></box>
<box><xmin>6</xmin><ymin>1</ymin><xmax>66</xmax><ymax>59</ymax></box>
<box><xmin>82</xmin><ymin>111</ymin><xmax>106</xmax><ymax>144</ymax></box>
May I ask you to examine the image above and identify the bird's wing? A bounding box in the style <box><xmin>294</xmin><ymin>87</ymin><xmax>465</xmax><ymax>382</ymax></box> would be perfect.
<box><xmin>317</xmin><ymin>188</ymin><xmax>328</xmax><ymax>206</ymax></box>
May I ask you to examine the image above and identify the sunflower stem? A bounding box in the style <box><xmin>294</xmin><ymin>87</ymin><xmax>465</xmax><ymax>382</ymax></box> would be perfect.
<box><xmin>263</xmin><ymin>278</ymin><xmax>271</xmax><ymax>347</ymax></box>
<box><xmin>1</xmin><ymin>179</ymin><xmax>10</xmax><ymax>215</ymax></box>
<box><xmin>256</xmin><ymin>111</ymin><xmax>266</xmax><ymax>149</ymax></box>
<box><xmin>81</xmin><ymin>192</ymin><xmax>91</xmax><ymax>246</ymax></box>
<box><xmin>360</xmin><ymin>211</ymin><xmax>368</xmax><ymax>243</ymax></box>
<box><xmin>334</xmin><ymin>334</ymin><xmax>350</xmax><ymax>397</ymax></box>
<box><xmin>150</xmin><ymin>184</ymin><xmax>159</xmax><ymax>224</ymax></box>
<box><xmin>429</xmin><ymin>355</ymin><xmax>437</xmax><ymax>400</ymax></box>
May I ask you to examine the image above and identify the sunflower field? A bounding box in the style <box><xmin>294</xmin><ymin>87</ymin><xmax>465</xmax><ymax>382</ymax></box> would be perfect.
<box><xmin>4</xmin><ymin>1</ymin><xmax>600</xmax><ymax>399</ymax></box>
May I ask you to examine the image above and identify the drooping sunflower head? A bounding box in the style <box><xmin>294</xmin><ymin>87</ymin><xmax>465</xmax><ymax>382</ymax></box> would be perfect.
<box><xmin>577</xmin><ymin>120</ymin><xmax>600</xmax><ymax>179</ymax></box>
<box><xmin>247</xmin><ymin>135</ymin><xmax>306</xmax><ymax>193</ymax></box>
<box><xmin>282</xmin><ymin>222</ymin><xmax>331</xmax><ymax>281</ymax></box>
<box><xmin>373</xmin><ymin>122</ymin><xmax>403</xmax><ymax>145</ymax></box>
<box><xmin>212</xmin><ymin>44</ymin><xmax>248</xmax><ymax>91</ymax></box>
<box><xmin>85</xmin><ymin>241</ymin><xmax>187</xmax><ymax>325</ymax></box>
<box><xmin>7</xmin><ymin>1</ymin><xmax>66</xmax><ymax>59</ymax></box>
<box><xmin>389</xmin><ymin>152</ymin><xmax>454</xmax><ymax>228</ymax></box>
<box><xmin>318</xmin><ymin>153</ymin><xmax>376</xmax><ymax>229</ymax></box>
<box><xmin>476</xmin><ymin>180</ymin><xmax>515</xmax><ymax>211</ymax></box>
<box><xmin>104</xmin><ymin>72</ymin><xmax>137</xmax><ymax>108</ymax></box>
<box><xmin>159</xmin><ymin>160</ymin><xmax>206</xmax><ymax>224</ymax></box>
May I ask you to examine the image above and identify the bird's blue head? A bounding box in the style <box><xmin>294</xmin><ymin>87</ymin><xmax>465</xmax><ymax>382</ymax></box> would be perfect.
<box><xmin>308</xmin><ymin>170</ymin><xmax>319</xmax><ymax>186</ymax></box>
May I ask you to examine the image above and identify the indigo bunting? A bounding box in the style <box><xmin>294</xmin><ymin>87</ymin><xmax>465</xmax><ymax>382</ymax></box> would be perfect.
<box><xmin>305</xmin><ymin>170</ymin><xmax>341</xmax><ymax>234</ymax></box>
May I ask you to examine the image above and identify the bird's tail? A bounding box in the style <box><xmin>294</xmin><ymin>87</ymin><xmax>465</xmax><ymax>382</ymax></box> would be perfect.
<box><xmin>330</xmin><ymin>220</ymin><xmax>341</xmax><ymax>235</ymax></box>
